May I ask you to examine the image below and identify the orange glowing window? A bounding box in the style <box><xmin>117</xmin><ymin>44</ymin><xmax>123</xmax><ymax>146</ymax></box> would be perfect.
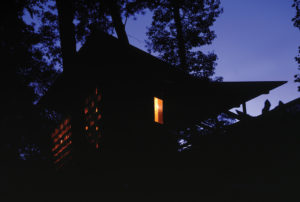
<box><xmin>51</xmin><ymin>117</ymin><xmax>72</xmax><ymax>169</ymax></box>
<box><xmin>154</xmin><ymin>97</ymin><xmax>163</xmax><ymax>124</ymax></box>
<box><xmin>83</xmin><ymin>87</ymin><xmax>103</xmax><ymax>149</ymax></box>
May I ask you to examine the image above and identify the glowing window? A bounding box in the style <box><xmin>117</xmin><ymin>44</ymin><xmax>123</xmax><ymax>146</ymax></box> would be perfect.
<box><xmin>83</xmin><ymin>87</ymin><xmax>103</xmax><ymax>149</ymax></box>
<box><xmin>154</xmin><ymin>97</ymin><xmax>164</xmax><ymax>124</ymax></box>
<box><xmin>51</xmin><ymin>117</ymin><xmax>72</xmax><ymax>169</ymax></box>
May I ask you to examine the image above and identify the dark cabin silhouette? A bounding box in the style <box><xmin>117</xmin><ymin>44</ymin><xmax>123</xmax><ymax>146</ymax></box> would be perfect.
<box><xmin>38</xmin><ymin>30</ymin><xmax>286</xmax><ymax>170</ymax></box>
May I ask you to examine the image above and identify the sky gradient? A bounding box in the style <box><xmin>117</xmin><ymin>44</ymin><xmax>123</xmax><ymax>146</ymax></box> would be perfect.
<box><xmin>125</xmin><ymin>0</ymin><xmax>300</xmax><ymax>116</ymax></box>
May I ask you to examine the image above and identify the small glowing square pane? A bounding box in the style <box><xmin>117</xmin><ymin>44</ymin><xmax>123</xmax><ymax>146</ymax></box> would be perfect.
<box><xmin>154</xmin><ymin>97</ymin><xmax>163</xmax><ymax>124</ymax></box>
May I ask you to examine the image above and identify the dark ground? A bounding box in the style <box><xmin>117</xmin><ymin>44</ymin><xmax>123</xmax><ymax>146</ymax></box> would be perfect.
<box><xmin>1</xmin><ymin>150</ymin><xmax>299</xmax><ymax>202</ymax></box>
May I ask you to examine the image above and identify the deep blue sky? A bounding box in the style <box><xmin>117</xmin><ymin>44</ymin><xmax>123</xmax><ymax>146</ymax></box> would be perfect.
<box><xmin>125</xmin><ymin>0</ymin><xmax>300</xmax><ymax>116</ymax></box>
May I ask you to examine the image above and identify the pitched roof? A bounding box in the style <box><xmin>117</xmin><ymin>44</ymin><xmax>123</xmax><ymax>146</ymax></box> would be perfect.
<box><xmin>39</xmin><ymin>31</ymin><xmax>287</xmax><ymax>118</ymax></box>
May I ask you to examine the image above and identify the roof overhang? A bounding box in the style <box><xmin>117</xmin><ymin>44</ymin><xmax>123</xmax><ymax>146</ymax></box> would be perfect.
<box><xmin>37</xmin><ymin>31</ymin><xmax>287</xmax><ymax>122</ymax></box>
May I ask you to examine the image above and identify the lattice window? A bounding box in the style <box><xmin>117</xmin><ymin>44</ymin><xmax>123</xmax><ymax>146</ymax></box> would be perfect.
<box><xmin>83</xmin><ymin>88</ymin><xmax>102</xmax><ymax>149</ymax></box>
<box><xmin>51</xmin><ymin>118</ymin><xmax>72</xmax><ymax>169</ymax></box>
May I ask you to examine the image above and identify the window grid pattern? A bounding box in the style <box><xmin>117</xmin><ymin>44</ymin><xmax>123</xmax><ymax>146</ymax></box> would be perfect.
<box><xmin>51</xmin><ymin>118</ymin><xmax>72</xmax><ymax>169</ymax></box>
<box><xmin>83</xmin><ymin>88</ymin><xmax>102</xmax><ymax>149</ymax></box>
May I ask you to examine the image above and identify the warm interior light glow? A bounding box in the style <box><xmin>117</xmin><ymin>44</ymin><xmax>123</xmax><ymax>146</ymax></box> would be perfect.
<box><xmin>51</xmin><ymin>117</ymin><xmax>72</xmax><ymax>168</ymax></box>
<box><xmin>154</xmin><ymin>97</ymin><xmax>163</xmax><ymax>124</ymax></box>
<box><xmin>83</xmin><ymin>87</ymin><xmax>103</xmax><ymax>149</ymax></box>
<box><xmin>64</xmin><ymin>119</ymin><xmax>69</xmax><ymax>126</ymax></box>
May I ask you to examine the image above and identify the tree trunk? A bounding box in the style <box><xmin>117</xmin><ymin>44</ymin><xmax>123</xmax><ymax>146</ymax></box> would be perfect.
<box><xmin>105</xmin><ymin>0</ymin><xmax>129</xmax><ymax>44</ymax></box>
<box><xmin>172</xmin><ymin>2</ymin><xmax>187</xmax><ymax>71</ymax></box>
<box><xmin>56</xmin><ymin>0</ymin><xmax>76</xmax><ymax>73</ymax></box>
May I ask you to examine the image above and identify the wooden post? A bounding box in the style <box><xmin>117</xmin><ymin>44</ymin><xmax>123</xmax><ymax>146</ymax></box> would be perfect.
<box><xmin>242</xmin><ymin>102</ymin><xmax>247</xmax><ymax>114</ymax></box>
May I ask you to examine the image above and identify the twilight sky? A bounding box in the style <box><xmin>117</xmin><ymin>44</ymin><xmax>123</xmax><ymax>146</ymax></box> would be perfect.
<box><xmin>125</xmin><ymin>0</ymin><xmax>300</xmax><ymax>116</ymax></box>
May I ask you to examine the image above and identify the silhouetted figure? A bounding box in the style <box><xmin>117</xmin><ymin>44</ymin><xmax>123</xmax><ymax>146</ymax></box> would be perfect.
<box><xmin>262</xmin><ymin>99</ymin><xmax>271</xmax><ymax>114</ymax></box>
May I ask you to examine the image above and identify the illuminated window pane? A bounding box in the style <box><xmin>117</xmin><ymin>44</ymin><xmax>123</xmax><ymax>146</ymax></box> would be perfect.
<box><xmin>83</xmin><ymin>87</ymin><xmax>103</xmax><ymax>149</ymax></box>
<box><xmin>154</xmin><ymin>97</ymin><xmax>163</xmax><ymax>124</ymax></box>
<box><xmin>51</xmin><ymin>117</ymin><xmax>72</xmax><ymax>169</ymax></box>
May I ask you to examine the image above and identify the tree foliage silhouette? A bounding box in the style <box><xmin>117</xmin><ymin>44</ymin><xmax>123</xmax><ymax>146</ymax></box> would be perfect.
<box><xmin>73</xmin><ymin>0</ymin><xmax>148</xmax><ymax>44</ymax></box>
<box><xmin>145</xmin><ymin>0</ymin><xmax>223</xmax><ymax>79</ymax></box>
<box><xmin>292</xmin><ymin>0</ymin><xmax>300</xmax><ymax>91</ymax></box>
<box><xmin>36</xmin><ymin>0</ymin><xmax>147</xmax><ymax>72</ymax></box>
<box><xmin>57</xmin><ymin>0</ymin><xmax>131</xmax><ymax>69</ymax></box>
<box><xmin>0</xmin><ymin>0</ymin><xmax>59</xmax><ymax>160</ymax></box>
